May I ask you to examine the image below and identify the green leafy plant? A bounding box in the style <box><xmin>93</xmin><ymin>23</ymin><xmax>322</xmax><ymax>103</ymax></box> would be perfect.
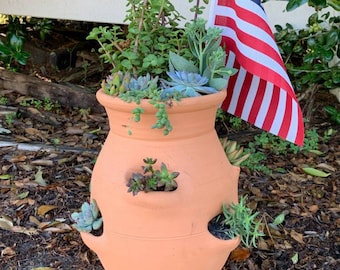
<box><xmin>241</xmin><ymin>148</ymin><xmax>272</xmax><ymax>175</ymax></box>
<box><xmin>71</xmin><ymin>199</ymin><xmax>103</xmax><ymax>233</ymax></box>
<box><xmin>19</xmin><ymin>97</ymin><xmax>60</xmax><ymax>112</ymax></box>
<box><xmin>275</xmin><ymin>2</ymin><xmax>339</xmax><ymax>92</ymax></box>
<box><xmin>0</xmin><ymin>96</ymin><xmax>8</xmax><ymax>105</ymax></box>
<box><xmin>208</xmin><ymin>196</ymin><xmax>264</xmax><ymax>248</ymax></box>
<box><xmin>285</xmin><ymin>0</ymin><xmax>339</xmax><ymax>13</ymax></box>
<box><xmin>5</xmin><ymin>112</ymin><xmax>16</xmax><ymax>125</ymax></box>
<box><xmin>324</xmin><ymin>105</ymin><xmax>340</xmax><ymax>125</ymax></box>
<box><xmin>87</xmin><ymin>1</ymin><xmax>237</xmax><ymax>136</ymax></box>
<box><xmin>30</xmin><ymin>17</ymin><xmax>52</xmax><ymax>41</ymax></box>
<box><xmin>127</xmin><ymin>158</ymin><xmax>180</xmax><ymax>196</ymax></box>
<box><xmin>86</xmin><ymin>0</ymin><xmax>187</xmax><ymax>77</ymax></box>
<box><xmin>229</xmin><ymin>116</ymin><xmax>243</xmax><ymax>130</ymax></box>
<box><xmin>0</xmin><ymin>16</ymin><xmax>30</xmax><ymax>70</ymax></box>
<box><xmin>251</xmin><ymin>130</ymin><xmax>319</xmax><ymax>155</ymax></box>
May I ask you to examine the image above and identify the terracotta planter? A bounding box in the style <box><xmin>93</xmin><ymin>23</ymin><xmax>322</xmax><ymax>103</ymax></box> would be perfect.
<box><xmin>81</xmin><ymin>89</ymin><xmax>240</xmax><ymax>270</ymax></box>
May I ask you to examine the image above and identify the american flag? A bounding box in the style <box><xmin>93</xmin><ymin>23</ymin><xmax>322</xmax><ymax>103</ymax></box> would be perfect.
<box><xmin>208</xmin><ymin>0</ymin><xmax>305</xmax><ymax>146</ymax></box>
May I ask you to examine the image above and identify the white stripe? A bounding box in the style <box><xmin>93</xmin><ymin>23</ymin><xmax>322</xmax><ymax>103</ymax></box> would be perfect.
<box><xmin>269</xmin><ymin>90</ymin><xmax>286</xmax><ymax>135</ymax></box>
<box><xmin>240</xmin><ymin>74</ymin><xmax>260</xmax><ymax>120</ymax></box>
<box><xmin>226</xmin><ymin>51</ymin><xmax>236</xmax><ymax>69</ymax></box>
<box><xmin>286</xmin><ymin>99</ymin><xmax>299</xmax><ymax>143</ymax></box>
<box><xmin>255</xmin><ymin>82</ymin><xmax>274</xmax><ymax>127</ymax></box>
<box><xmin>208</xmin><ymin>0</ymin><xmax>219</xmax><ymax>27</ymax></box>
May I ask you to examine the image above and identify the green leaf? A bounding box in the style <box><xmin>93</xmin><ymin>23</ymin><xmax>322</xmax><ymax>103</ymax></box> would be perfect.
<box><xmin>309</xmin><ymin>0</ymin><xmax>328</xmax><ymax>9</ymax></box>
<box><xmin>320</xmin><ymin>49</ymin><xmax>334</xmax><ymax>62</ymax></box>
<box><xmin>209</xmin><ymin>78</ymin><xmax>228</xmax><ymax>90</ymax></box>
<box><xmin>92</xmin><ymin>217</ymin><xmax>103</xmax><ymax>230</ymax></box>
<box><xmin>325</xmin><ymin>30</ymin><xmax>339</xmax><ymax>48</ymax></box>
<box><xmin>17</xmin><ymin>191</ymin><xmax>29</xmax><ymax>199</ymax></box>
<box><xmin>308</xmin><ymin>149</ymin><xmax>324</xmax><ymax>155</ymax></box>
<box><xmin>0</xmin><ymin>174</ymin><xmax>12</xmax><ymax>180</ymax></box>
<box><xmin>35</xmin><ymin>167</ymin><xmax>47</xmax><ymax>186</ymax></box>
<box><xmin>9</xmin><ymin>34</ymin><xmax>23</xmax><ymax>49</ymax></box>
<box><xmin>273</xmin><ymin>212</ymin><xmax>286</xmax><ymax>226</ymax></box>
<box><xmin>327</xmin><ymin>0</ymin><xmax>340</xmax><ymax>10</ymax></box>
<box><xmin>168</xmin><ymin>51</ymin><xmax>198</xmax><ymax>73</ymax></box>
<box><xmin>286</xmin><ymin>0</ymin><xmax>308</xmax><ymax>11</ymax></box>
<box><xmin>302</xmin><ymin>167</ymin><xmax>331</xmax><ymax>177</ymax></box>
<box><xmin>291</xmin><ymin>252</ymin><xmax>299</xmax><ymax>264</ymax></box>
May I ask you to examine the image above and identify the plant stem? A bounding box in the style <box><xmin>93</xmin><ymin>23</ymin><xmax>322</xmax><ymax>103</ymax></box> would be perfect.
<box><xmin>194</xmin><ymin>0</ymin><xmax>200</xmax><ymax>21</ymax></box>
<box><xmin>152</xmin><ymin>0</ymin><xmax>166</xmax><ymax>32</ymax></box>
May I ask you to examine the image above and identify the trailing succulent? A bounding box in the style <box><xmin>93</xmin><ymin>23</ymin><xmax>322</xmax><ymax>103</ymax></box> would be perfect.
<box><xmin>71</xmin><ymin>199</ymin><xmax>103</xmax><ymax>233</ymax></box>
<box><xmin>127</xmin><ymin>158</ymin><xmax>180</xmax><ymax>196</ymax></box>
<box><xmin>102</xmin><ymin>72</ymin><xmax>173</xmax><ymax>135</ymax></box>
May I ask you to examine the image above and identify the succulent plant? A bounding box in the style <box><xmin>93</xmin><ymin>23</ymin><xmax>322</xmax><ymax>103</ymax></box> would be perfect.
<box><xmin>71</xmin><ymin>199</ymin><xmax>103</xmax><ymax>233</ymax></box>
<box><xmin>221</xmin><ymin>138</ymin><xmax>250</xmax><ymax>166</ymax></box>
<box><xmin>168</xmin><ymin>19</ymin><xmax>237</xmax><ymax>91</ymax></box>
<box><xmin>221</xmin><ymin>196</ymin><xmax>264</xmax><ymax>248</ymax></box>
<box><xmin>127</xmin><ymin>158</ymin><xmax>180</xmax><ymax>196</ymax></box>
<box><xmin>102</xmin><ymin>72</ymin><xmax>159</xmax><ymax>96</ymax></box>
<box><xmin>161</xmin><ymin>71</ymin><xmax>218</xmax><ymax>98</ymax></box>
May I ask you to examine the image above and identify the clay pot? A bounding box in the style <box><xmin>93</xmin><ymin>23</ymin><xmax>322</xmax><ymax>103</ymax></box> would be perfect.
<box><xmin>80</xmin><ymin>89</ymin><xmax>240</xmax><ymax>270</ymax></box>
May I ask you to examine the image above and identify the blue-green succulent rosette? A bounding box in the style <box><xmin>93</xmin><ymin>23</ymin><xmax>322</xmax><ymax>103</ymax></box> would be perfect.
<box><xmin>161</xmin><ymin>71</ymin><xmax>218</xmax><ymax>98</ymax></box>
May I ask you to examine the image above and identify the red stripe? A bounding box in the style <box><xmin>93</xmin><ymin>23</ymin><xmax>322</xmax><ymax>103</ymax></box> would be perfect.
<box><xmin>295</xmin><ymin>116</ymin><xmax>305</xmax><ymax>146</ymax></box>
<box><xmin>278</xmin><ymin>96</ymin><xmax>292</xmax><ymax>139</ymax></box>
<box><xmin>248</xmin><ymin>79</ymin><xmax>266</xmax><ymax>124</ymax></box>
<box><xmin>262</xmin><ymin>85</ymin><xmax>280</xmax><ymax>131</ymax></box>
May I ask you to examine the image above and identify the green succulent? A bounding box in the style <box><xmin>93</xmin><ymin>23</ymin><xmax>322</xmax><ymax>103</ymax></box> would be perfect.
<box><xmin>71</xmin><ymin>199</ymin><xmax>103</xmax><ymax>233</ymax></box>
<box><xmin>161</xmin><ymin>71</ymin><xmax>218</xmax><ymax>98</ymax></box>
<box><xmin>221</xmin><ymin>196</ymin><xmax>264</xmax><ymax>248</ymax></box>
<box><xmin>127</xmin><ymin>158</ymin><xmax>180</xmax><ymax>196</ymax></box>
<box><xmin>102</xmin><ymin>72</ymin><xmax>159</xmax><ymax>96</ymax></box>
<box><xmin>168</xmin><ymin>19</ymin><xmax>238</xmax><ymax>91</ymax></box>
<box><xmin>221</xmin><ymin>138</ymin><xmax>251</xmax><ymax>166</ymax></box>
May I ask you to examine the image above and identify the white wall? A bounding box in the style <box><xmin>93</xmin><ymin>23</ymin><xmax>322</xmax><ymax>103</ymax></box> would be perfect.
<box><xmin>0</xmin><ymin>1</ymin><xmax>339</xmax><ymax>30</ymax></box>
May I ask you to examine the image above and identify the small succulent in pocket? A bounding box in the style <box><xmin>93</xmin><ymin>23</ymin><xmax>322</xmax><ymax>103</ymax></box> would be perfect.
<box><xmin>208</xmin><ymin>196</ymin><xmax>264</xmax><ymax>248</ymax></box>
<box><xmin>71</xmin><ymin>199</ymin><xmax>103</xmax><ymax>233</ymax></box>
<box><xmin>221</xmin><ymin>138</ymin><xmax>250</xmax><ymax>166</ymax></box>
<box><xmin>127</xmin><ymin>158</ymin><xmax>180</xmax><ymax>196</ymax></box>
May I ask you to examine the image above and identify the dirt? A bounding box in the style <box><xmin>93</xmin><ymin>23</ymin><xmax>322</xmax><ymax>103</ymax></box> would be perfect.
<box><xmin>0</xmin><ymin>23</ymin><xmax>339</xmax><ymax>270</ymax></box>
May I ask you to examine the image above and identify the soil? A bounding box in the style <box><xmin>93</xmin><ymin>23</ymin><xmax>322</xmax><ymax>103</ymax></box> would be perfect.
<box><xmin>0</xmin><ymin>21</ymin><xmax>339</xmax><ymax>270</ymax></box>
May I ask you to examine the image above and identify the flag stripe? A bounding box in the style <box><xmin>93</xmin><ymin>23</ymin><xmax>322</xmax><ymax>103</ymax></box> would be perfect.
<box><xmin>234</xmin><ymin>71</ymin><xmax>252</xmax><ymax>116</ymax></box>
<box><xmin>262</xmin><ymin>85</ymin><xmax>280</xmax><ymax>131</ymax></box>
<box><xmin>209</xmin><ymin>0</ymin><xmax>304</xmax><ymax>146</ymax></box>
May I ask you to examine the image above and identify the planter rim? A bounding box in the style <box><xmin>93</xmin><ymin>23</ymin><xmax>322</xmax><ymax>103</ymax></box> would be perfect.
<box><xmin>96</xmin><ymin>88</ymin><xmax>227</xmax><ymax>113</ymax></box>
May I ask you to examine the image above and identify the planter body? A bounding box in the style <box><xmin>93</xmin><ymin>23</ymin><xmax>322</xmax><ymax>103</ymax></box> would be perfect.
<box><xmin>81</xmin><ymin>89</ymin><xmax>240</xmax><ymax>270</ymax></box>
